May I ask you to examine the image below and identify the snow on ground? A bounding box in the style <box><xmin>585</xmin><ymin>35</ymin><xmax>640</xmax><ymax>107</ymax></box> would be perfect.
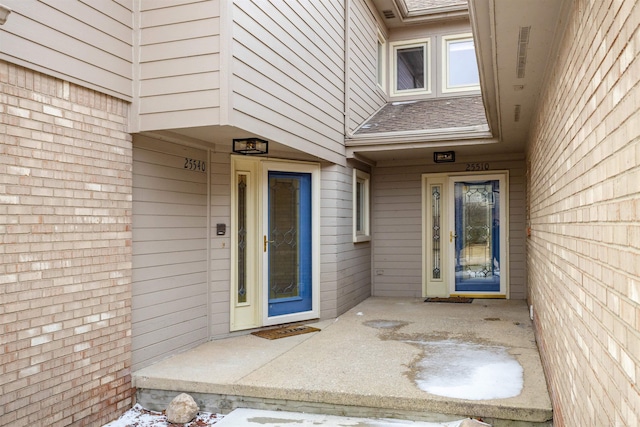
<box><xmin>412</xmin><ymin>339</ymin><xmax>523</xmax><ymax>400</ymax></box>
<box><xmin>104</xmin><ymin>405</ymin><xmax>489</xmax><ymax>427</ymax></box>
<box><xmin>103</xmin><ymin>404</ymin><xmax>223</xmax><ymax>427</ymax></box>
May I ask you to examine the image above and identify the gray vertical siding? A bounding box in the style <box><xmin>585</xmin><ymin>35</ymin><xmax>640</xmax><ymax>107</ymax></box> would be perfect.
<box><xmin>372</xmin><ymin>158</ymin><xmax>527</xmax><ymax>299</ymax></box>
<box><xmin>131</xmin><ymin>136</ymin><xmax>209</xmax><ymax>370</ymax></box>
<box><xmin>136</xmin><ymin>0</ymin><xmax>221</xmax><ymax>131</ymax></box>
<box><xmin>0</xmin><ymin>0</ymin><xmax>132</xmax><ymax>100</ymax></box>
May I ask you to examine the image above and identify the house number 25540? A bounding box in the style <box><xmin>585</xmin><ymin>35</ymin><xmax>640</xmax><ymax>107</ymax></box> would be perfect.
<box><xmin>466</xmin><ymin>163</ymin><xmax>490</xmax><ymax>171</ymax></box>
<box><xmin>184</xmin><ymin>158</ymin><xmax>206</xmax><ymax>172</ymax></box>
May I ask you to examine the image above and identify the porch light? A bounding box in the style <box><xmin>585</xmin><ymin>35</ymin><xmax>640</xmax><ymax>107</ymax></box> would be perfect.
<box><xmin>233</xmin><ymin>138</ymin><xmax>268</xmax><ymax>155</ymax></box>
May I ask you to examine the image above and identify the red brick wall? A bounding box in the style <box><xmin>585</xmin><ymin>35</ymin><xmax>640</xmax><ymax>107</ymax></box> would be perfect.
<box><xmin>527</xmin><ymin>1</ymin><xmax>640</xmax><ymax>425</ymax></box>
<box><xmin>0</xmin><ymin>61</ymin><xmax>134</xmax><ymax>426</ymax></box>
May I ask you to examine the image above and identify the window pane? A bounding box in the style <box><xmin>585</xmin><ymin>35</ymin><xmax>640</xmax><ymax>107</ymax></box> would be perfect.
<box><xmin>237</xmin><ymin>175</ymin><xmax>247</xmax><ymax>304</ymax></box>
<box><xmin>356</xmin><ymin>180</ymin><xmax>363</xmax><ymax>232</ymax></box>
<box><xmin>377</xmin><ymin>40</ymin><xmax>384</xmax><ymax>87</ymax></box>
<box><xmin>448</xmin><ymin>39</ymin><xmax>479</xmax><ymax>87</ymax></box>
<box><xmin>397</xmin><ymin>46</ymin><xmax>425</xmax><ymax>90</ymax></box>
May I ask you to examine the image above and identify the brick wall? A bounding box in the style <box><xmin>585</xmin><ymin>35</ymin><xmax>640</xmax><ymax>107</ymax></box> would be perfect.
<box><xmin>527</xmin><ymin>1</ymin><xmax>640</xmax><ymax>425</ymax></box>
<box><xmin>0</xmin><ymin>61</ymin><xmax>134</xmax><ymax>426</ymax></box>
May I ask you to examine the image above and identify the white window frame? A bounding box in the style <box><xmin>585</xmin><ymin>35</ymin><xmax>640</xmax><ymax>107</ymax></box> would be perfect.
<box><xmin>390</xmin><ymin>38</ymin><xmax>431</xmax><ymax>97</ymax></box>
<box><xmin>442</xmin><ymin>33</ymin><xmax>480</xmax><ymax>93</ymax></box>
<box><xmin>377</xmin><ymin>30</ymin><xmax>386</xmax><ymax>91</ymax></box>
<box><xmin>353</xmin><ymin>169</ymin><xmax>371</xmax><ymax>243</ymax></box>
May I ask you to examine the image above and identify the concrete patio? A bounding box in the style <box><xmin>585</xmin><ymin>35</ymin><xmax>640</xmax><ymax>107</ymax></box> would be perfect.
<box><xmin>132</xmin><ymin>297</ymin><xmax>552</xmax><ymax>426</ymax></box>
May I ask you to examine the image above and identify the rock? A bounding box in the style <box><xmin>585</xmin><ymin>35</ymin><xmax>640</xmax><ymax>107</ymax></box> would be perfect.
<box><xmin>165</xmin><ymin>393</ymin><xmax>199</xmax><ymax>424</ymax></box>
<box><xmin>459</xmin><ymin>419</ymin><xmax>492</xmax><ymax>427</ymax></box>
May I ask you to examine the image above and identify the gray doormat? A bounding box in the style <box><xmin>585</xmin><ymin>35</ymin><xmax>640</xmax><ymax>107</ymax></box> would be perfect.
<box><xmin>424</xmin><ymin>297</ymin><xmax>473</xmax><ymax>303</ymax></box>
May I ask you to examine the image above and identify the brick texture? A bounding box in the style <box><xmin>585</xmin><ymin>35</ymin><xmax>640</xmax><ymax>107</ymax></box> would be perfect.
<box><xmin>0</xmin><ymin>61</ymin><xmax>134</xmax><ymax>426</ymax></box>
<box><xmin>526</xmin><ymin>1</ymin><xmax>640</xmax><ymax>425</ymax></box>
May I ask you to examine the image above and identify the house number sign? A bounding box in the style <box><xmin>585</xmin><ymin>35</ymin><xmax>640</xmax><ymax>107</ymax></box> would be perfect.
<box><xmin>184</xmin><ymin>157</ymin><xmax>206</xmax><ymax>172</ymax></box>
<box><xmin>466</xmin><ymin>163</ymin><xmax>490</xmax><ymax>171</ymax></box>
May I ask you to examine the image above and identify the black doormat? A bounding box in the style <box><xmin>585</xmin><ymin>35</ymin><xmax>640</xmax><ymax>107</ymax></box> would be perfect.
<box><xmin>424</xmin><ymin>297</ymin><xmax>473</xmax><ymax>303</ymax></box>
<box><xmin>251</xmin><ymin>325</ymin><xmax>320</xmax><ymax>340</ymax></box>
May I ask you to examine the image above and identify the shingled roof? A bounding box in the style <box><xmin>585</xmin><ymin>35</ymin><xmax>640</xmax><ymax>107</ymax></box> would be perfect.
<box><xmin>354</xmin><ymin>95</ymin><xmax>487</xmax><ymax>135</ymax></box>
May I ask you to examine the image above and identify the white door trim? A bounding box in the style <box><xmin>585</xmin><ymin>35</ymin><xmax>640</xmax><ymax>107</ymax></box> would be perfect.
<box><xmin>422</xmin><ymin>171</ymin><xmax>510</xmax><ymax>298</ymax></box>
<box><xmin>230</xmin><ymin>157</ymin><xmax>320</xmax><ymax>331</ymax></box>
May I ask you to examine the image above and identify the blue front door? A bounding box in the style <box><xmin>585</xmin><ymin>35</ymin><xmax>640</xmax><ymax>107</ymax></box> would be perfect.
<box><xmin>453</xmin><ymin>179</ymin><xmax>501</xmax><ymax>293</ymax></box>
<box><xmin>267</xmin><ymin>172</ymin><xmax>312</xmax><ymax>317</ymax></box>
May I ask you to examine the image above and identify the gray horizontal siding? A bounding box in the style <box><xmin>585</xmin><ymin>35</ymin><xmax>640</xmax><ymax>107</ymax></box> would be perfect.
<box><xmin>0</xmin><ymin>0</ymin><xmax>132</xmax><ymax>99</ymax></box>
<box><xmin>372</xmin><ymin>158</ymin><xmax>527</xmax><ymax>299</ymax></box>
<box><xmin>131</xmin><ymin>136</ymin><xmax>209</xmax><ymax>370</ymax></box>
<box><xmin>348</xmin><ymin>0</ymin><xmax>387</xmax><ymax>133</ymax></box>
<box><xmin>136</xmin><ymin>0</ymin><xmax>221</xmax><ymax>131</ymax></box>
<box><xmin>230</xmin><ymin>1</ymin><xmax>346</xmax><ymax>164</ymax></box>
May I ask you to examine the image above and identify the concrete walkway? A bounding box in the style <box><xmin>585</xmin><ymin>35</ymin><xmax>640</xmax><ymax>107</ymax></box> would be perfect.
<box><xmin>133</xmin><ymin>297</ymin><xmax>552</xmax><ymax>426</ymax></box>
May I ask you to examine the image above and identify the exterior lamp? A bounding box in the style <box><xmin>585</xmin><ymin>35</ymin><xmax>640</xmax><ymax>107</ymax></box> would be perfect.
<box><xmin>233</xmin><ymin>138</ymin><xmax>268</xmax><ymax>155</ymax></box>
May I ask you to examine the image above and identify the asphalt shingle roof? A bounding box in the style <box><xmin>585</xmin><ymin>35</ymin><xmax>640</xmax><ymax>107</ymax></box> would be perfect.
<box><xmin>354</xmin><ymin>95</ymin><xmax>487</xmax><ymax>135</ymax></box>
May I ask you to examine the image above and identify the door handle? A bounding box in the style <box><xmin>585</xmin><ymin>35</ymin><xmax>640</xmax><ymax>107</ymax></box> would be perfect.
<box><xmin>264</xmin><ymin>235</ymin><xmax>275</xmax><ymax>252</ymax></box>
<box><xmin>450</xmin><ymin>231</ymin><xmax>457</xmax><ymax>242</ymax></box>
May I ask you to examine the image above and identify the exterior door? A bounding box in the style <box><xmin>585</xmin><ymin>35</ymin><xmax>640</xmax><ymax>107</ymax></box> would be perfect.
<box><xmin>451</xmin><ymin>177</ymin><xmax>505</xmax><ymax>294</ymax></box>
<box><xmin>231</xmin><ymin>157</ymin><xmax>319</xmax><ymax>331</ymax></box>
<box><xmin>423</xmin><ymin>172</ymin><xmax>508</xmax><ymax>297</ymax></box>
<box><xmin>265</xmin><ymin>171</ymin><xmax>312</xmax><ymax>316</ymax></box>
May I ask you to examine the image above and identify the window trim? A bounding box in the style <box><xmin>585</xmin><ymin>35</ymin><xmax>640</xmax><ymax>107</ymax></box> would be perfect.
<box><xmin>441</xmin><ymin>33</ymin><xmax>480</xmax><ymax>93</ymax></box>
<box><xmin>390</xmin><ymin>38</ymin><xmax>431</xmax><ymax>97</ymax></box>
<box><xmin>376</xmin><ymin>30</ymin><xmax>386</xmax><ymax>92</ymax></box>
<box><xmin>353</xmin><ymin>169</ymin><xmax>371</xmax><ymax>243</ymax></box>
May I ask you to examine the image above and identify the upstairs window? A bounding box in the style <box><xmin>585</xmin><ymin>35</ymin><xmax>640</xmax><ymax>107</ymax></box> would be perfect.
<box><xmin>443</xmin><ymin>34</ymin><xmax>480</xmax><ymax>92</ymax></box>
<box><xmin>391</xmin><ymin>39</ymin><xmax>431</xmax><ymax>96</ymax></box>
<box><xmin>377</xmin><ymin>31</ymin><xmax>386</xmax><ymax>90</ymax></box>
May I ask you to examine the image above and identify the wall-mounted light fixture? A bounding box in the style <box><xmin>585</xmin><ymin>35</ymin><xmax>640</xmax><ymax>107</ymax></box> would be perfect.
<box><xmin>0</xmin><ymin>4</ymin><xmax>12</xmax><ymax>25</ymax></box>
<box><xmin>232</xmin><ymin>138</ymin><xmax>268</xmax><ymax>155</ymax></box>
<box><xmin>434</xmin><ymin>151</ymin><xmax>455</xmax><ymax>163</ymax></box>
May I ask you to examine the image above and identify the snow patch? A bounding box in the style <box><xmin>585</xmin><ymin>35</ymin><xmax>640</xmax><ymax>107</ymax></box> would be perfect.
<box><xmin>412</xmin><ymin>340</ymin><xmax>523</xmax><ymax>400</ymax></box>
<box><xmin>103</xmin><ymin>403</ymin><xmax>222</xmax><ymax>427</ymax></box>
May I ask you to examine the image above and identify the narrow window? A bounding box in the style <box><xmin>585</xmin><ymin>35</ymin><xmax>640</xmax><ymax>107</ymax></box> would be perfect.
<box><xmin>377</xmin><ymin>31</ymin><xmax>386</xmax><ymax>90</ymax></box>
<box><xmin>237</xmin><ymin>173</ymin><xmax>248</xmax><ymax>304</ymax></box>
<box><xmin>391</xmin><ymin>39</ymin><xmax>430</xmax><ymax>96</ymax></box>
<box><xmin>443</xmin><ymin>34</ymin><xmax>480</xmax><ymax>92</ymax></box>
<box><xmin>353</xmin><ymin>169</ymin><xmax>371</xmax><ymax>242</ymax></box>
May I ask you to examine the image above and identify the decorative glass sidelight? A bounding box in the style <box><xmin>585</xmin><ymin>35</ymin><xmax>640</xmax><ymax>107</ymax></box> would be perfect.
<box><xmin>454</xmin><ymin>180</ymin><xmax>500</xmax><ymax>292</ymax></box>
<box><xmin>431</xmin><ymin>185</ymin><xmax>441</xmax><ymax>279</ymax></box>
<box><xmin>237</xmin><ymin>174</ymin><xmax>247</xmax><ymax>304</ymax></box>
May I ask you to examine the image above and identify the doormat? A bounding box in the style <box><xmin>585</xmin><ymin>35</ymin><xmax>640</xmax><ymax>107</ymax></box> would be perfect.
<box><xmin>424</xmin><ymin>297</ymin><xmax>473</xmax><ymax>303</ymax></box>
<box><xmin>251</xmin><ymin>325</ymin><xmax>321</xmax><ymax>340</ymax></box>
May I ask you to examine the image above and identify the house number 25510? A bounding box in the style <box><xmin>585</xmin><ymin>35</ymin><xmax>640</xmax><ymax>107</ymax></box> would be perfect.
<box><xmin>184</xmin><ymin>158</ymin><xmax>206</xmax><ymax>172</ymax></box>
<box><xmin>466</xmin><ymin>163</ymin><xmax>490</xmax><ymax>171</ymax></box>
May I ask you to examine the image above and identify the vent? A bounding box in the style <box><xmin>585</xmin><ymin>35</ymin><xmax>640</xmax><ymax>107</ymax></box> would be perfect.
<box><xmin>514</xmin><ymin>105</ymin><xmax>521</xmax><ymax>122</ymax></box>
<box><xmin>382</xmin><ymin>9</ymin><xmax>396</xmax><ymax>19</ymax></box>
<box><xmin>516</xmin><ymin>26</ymin><xmax>531</xmax><ymax>78</ymax></box>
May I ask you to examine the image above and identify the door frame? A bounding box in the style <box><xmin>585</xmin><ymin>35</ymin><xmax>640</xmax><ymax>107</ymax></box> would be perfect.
<box><xmin>422</xmin><ymin>171</ymin><xmax>510</xmax><ymax>298</ymax></box>
<box><xmin>261</xmin><ymin>160</ymin><xmax>320</xmax><ymax>326</ymax></box>
<box><xmin>230</xmin><ymin>156</ymin><xmax>320</xmax><ymax>331</ymax></box>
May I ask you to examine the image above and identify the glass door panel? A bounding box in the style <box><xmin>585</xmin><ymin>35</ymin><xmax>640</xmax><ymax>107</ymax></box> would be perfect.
<box><xmin>453</xmin><ymin>179</ymin><xmax>502</xmax><ymax>293</ymax></box>
<box><xmin>267</xmin><ymin>172</ymin><xmax>312</xmax><ymax>316</ymax></box>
